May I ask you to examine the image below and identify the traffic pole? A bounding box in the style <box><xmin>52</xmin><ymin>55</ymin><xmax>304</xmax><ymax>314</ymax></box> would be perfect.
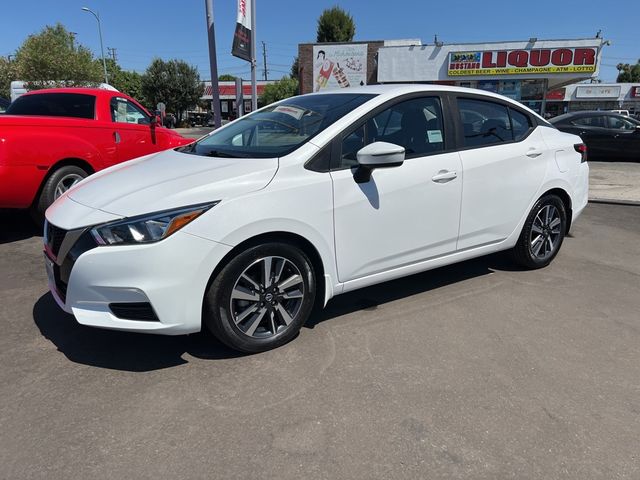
<box><xmin>205</xmin><ymin>0</ymin><xmax>222</xmax><ymax>128</ymax></box>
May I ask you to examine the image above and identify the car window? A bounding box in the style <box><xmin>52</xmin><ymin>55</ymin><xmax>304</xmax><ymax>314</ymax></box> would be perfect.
<box><xmin>608</xmin><ymin>116</ymin><xmax>636</xmax><ymax>130</ymax></box>
<box><xmin>188</xmin><ymin>93</ymin><xmax>376</xmax><ymax>159</ymax></box>
<box><xmin>338</xmin><ymin>96</ymin><xmax>445</xmax><ymax>169</ymax></box>
<box><xmin>571</xmin><ymin>116</ymin><xmax>605</xmax><ymax>128</ymax></box>
<box><xmin>111</xmin><ymin>97</ymin><xmax>150</xmax><ymax>124</ymax></box>
<box><xmin>459</xmin><ymin>98</ymin><xmax>512</xmax><ymax>147</ymax></box>
<box><xmin>509</xmin><ymin>108</ymin><xmax>532</xmax><ymax>141</ymax></box>
<box><xmin>6</xmin><ymin>93</ymin><xmax>95</xmax><ymax>119</ymax></box>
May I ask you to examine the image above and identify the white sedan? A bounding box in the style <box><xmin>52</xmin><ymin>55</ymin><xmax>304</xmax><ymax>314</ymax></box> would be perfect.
<box><xmin>44</xmin><ymin>85</ymin><xmax>589</xmax><ymax>352</ymax></box>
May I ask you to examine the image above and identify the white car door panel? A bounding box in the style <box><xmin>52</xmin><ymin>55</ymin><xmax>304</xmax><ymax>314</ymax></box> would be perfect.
<box><xmin>457</xmin><ymin>127</ymin><xmax>548</xmax><ymax>250</ymax></box>
<box><xmin>331</xmin><ymin>151</ymin><xmax>462</xmax><ymax>282</ymax></box>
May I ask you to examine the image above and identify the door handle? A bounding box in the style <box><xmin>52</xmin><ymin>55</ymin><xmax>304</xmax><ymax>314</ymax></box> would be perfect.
<box><xmin>113</xmin><ymin>131</ymin><xmax>121</xmax><ymax>144</ymax></box>
<box><xmin>431</xmin><ymin>170</ymin><xmax>457</xmax><ymax>183</ymax></box>
<box><xmin>526</xmin><ymin>148</ymin><xmax>543</xmax><ymax>158</ymax></box>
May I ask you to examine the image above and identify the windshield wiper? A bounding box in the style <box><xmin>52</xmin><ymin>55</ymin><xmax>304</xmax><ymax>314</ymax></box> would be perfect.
<box><xmin>204</xmin><ymin>150</ymin><xmax>248</xmax><ymax>158</ymax></box>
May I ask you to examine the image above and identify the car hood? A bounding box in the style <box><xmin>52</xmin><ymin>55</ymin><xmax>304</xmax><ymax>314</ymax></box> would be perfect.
<box><xmin>66</xmin><ymin>149</ymin><xmax>278</xmax><ymax>217</ymax></box>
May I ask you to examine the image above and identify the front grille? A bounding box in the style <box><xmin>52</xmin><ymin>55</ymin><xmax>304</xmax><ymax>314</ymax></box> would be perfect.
<box><xmin>109</xmin><ymin>303</ymin><xmax>159</xmax><ymax>322</ymax></box>
<box><xmin>47</xmin><ymin>227</ymin><xmax>98</xmax><ymax>304</ymax></box>
<box><xmin>46</xmin><ymin>222</ymin><xmax>67</xmax><ymax>258</ymax></box>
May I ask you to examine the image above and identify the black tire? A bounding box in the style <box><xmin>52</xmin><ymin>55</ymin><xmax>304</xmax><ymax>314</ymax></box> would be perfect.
<box><xmin>31</xmin><ymin>165</ymin><xmax>89</xmax><ymax>223</ymax></box>
<box><xmin>513</xmin><ymin>194</ymin><xmax>567</xmax><ymax>269</ymax></box>
<box><xmin>204</xmin><ymin>243</ymin><xmax>316</xmax><ymax>353</ymax></box>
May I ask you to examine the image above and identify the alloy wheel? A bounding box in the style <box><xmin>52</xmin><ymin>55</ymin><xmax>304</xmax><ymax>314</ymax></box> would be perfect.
<box><xmin>54</xmin><ymin>173</ymin><xmax>84</xmax><ymax>199</ymax></box>
<box><xmin>229</xmin><ymin>256</ymin><xmax>305</xmax><ymax>338</ymax></box>
<box><xmin>529</xmin><ymin>204</ymin><xmax>562</xmax><ymax>260</ymax></box>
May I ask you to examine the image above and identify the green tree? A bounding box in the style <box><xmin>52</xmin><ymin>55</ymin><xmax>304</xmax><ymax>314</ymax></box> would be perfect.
<box><xmin>218</xmin><ymin>74</ymin><xmax>237</xmax><ymax>81</ymax></box>
<box><xmin>0</xmin><ymin>57</ymin><xmax>17</xmax><ymax>98</ymax></box>
<box><xmin>616</xmin><ymin>60</ymin><xmax>640</xmax><ymax>82</ymax></box>
<box><xmin>14</xmin><ymin>23</ymin><xmax>102</xmax><ymax>88</ymax></box>
<box><xmin>290</xmin><ymin>56</ymin><xmax>299</xmax><ymax>80</ymax></box>
<box><xmin>260</xmin><ymin>76</ymin><xmax>299</xmax><ymax>106</ymax></box>
<box><xmin>104</xmin><ymin>59</ymin><xmax>145</xmax><ymax>103</ymax></box>
<box><xmin>316</xmin><ymin>6</ymin><xmax>355</xmax><ymax>43</ymax></box>
<box><xmin>141</xmin><ymin>58</ymin><xmax>203</xmax><ymax>121</ymax></box>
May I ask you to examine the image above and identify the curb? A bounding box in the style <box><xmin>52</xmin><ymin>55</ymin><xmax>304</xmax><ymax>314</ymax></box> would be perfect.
<box><xmin>588</xmin><ymin>198</ymin><xmax>640</xmax><ymax>207</ymax></box>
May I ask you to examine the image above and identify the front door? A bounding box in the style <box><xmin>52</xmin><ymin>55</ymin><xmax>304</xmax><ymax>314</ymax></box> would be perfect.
<box><xmin>331</xmin><ymin>95</ymin><xmax>462</xmax><ymax>283</ymax></box>
<box><xmin>605</xmin><ymin>114</ymin><xmax>640</xmax><ymax>161</ymax></box>
<box><xmin>110</xmin><ymin>97</ymin><xmax>157</xmax><ymax>163</ymax></box>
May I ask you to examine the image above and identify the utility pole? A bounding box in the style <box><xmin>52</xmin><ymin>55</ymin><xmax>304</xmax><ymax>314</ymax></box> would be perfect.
<box><xmin>205</xmin><ymin>0</ymin><xmax>222</xmax><ymax>128</ymax></box>
<box><xmin>250</xmin><ymin>0</ymin><xmax>257</xmax><ymax>111</ymax></box>
<box><xmin>261</xmin><ymin>41</ymin><xmax>268</xmax><ymax>81</ymax></box>
<box><xmin>107</xmin><ymin>47</ymin><xmax>117</xmax><ymax>63</ymax></box>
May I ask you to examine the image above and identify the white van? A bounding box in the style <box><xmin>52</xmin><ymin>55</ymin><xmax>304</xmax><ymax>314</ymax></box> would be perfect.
<box><xmin>610</xmin><ymin>109</ymin><xmax>630</xmax><ymax>116</ymax></box>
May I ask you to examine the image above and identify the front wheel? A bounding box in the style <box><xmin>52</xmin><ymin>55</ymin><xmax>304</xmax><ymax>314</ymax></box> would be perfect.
<box><xmin>204</xmin><ymin>243</ymin><xmax>316</xmax><ymax>353</ymax></box>
<box><xmin>513</xmin><ymin>194</ymin><xmax>567</xmax><ymax>269</ymax></box>
<box><xmin>31</xmin><ymin>165</ymin><xmax>89</xmax><ymax>223</ymax></box>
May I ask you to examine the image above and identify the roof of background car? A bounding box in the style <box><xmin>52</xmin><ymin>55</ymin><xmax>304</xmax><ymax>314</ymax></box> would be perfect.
<box><xmin>550</xmin><ymin>110</ymin><xmax>627</xmax><ymax>123</ymax></box>
<box><xmin>21</xmin><ymin>87</ymin><xmax>124</xmax><ymax>97</ymax></box>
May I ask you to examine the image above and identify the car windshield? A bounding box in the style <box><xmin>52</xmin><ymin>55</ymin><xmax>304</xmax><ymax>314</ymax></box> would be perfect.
<box><xmin>183</xmin><ymin>93</ymin><xmax>376</xmax><ymax>158</ymax></box>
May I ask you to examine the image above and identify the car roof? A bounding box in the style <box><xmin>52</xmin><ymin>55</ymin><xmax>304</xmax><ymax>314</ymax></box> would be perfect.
<box><xmin>21</xmin><ymin>87</ymin><xmax>122</xmax><ymax>97</ymax></box>
<box><xmin>302</xmin><ymin>84</ymin><xmax>546</xmax><ymax>121</ymax></box>
<box><xmin>551</xmin><ymin>110</ymin><xmax>629</xmax><ymax>123</ymax></box>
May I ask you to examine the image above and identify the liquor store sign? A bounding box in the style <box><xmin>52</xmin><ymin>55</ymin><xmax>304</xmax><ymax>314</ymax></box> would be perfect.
<box><xmin>448</xmin><ymin>47</ymin><xmax>598</xmax><ymax>76</ymax></box>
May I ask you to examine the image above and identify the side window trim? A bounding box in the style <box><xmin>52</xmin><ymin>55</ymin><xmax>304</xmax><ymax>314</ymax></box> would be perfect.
<box><xmin>331</xmin><ymin>93</ymin><xmax>452</xmax><ymax>171</ymax></box>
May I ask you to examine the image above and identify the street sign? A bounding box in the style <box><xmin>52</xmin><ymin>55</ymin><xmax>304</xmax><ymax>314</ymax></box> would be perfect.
<box><xmin>156</xmin><ymin>102</ymin><xmax>166</xmax><ymax>112</ymax></box>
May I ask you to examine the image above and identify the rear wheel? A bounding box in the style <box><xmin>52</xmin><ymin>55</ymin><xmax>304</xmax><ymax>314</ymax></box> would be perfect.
<box><xmin>204</xmin><ymin>243</ymin><xmax>316</xmax><ymax>353</ymax></box>
<box><xmin>513</xmin><ymin>194</ymin><xmax>567</xmax><ymax>269</ymax></box>
<box><xmin>31</xmin><ymin>165</ymin><xmax>89</xmax><ymax>223</ymax></box>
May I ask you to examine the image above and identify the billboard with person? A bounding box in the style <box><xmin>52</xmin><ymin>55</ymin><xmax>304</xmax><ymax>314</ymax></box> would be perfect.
<box><xmin>312</xmin><ymin>44</ymin><xmax>367</xmax><ymax>92</ymax></box>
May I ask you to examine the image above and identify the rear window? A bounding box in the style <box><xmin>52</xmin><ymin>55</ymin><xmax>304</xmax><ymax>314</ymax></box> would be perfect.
<box><xmin>6</xmin><ymin>93</ymin><xmax>96</xmax><ymax>119</ymax></box>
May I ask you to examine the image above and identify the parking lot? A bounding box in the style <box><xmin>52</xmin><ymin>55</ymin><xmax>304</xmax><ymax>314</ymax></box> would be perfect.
<box><xmin>1</xmin><ymin>202</ymin><xmax>639</xmax><ymax>479</ymax></box>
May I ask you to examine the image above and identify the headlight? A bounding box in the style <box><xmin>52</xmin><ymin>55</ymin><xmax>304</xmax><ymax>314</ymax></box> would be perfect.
<box><xmin>90</xmin><ymin>202</ymin><xmax>218</xmax><ymax>246</ymax></box>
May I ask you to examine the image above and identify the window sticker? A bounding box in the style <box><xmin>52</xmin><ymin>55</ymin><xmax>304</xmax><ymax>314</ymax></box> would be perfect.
<box><xmin>273</xmin><ymin>105</ymin><xmax>306</xmax><ymax>120</ymax></box>
<box><xmin>427</xmin><ymin>130</ymin><xmax>443</xmax><ymax>143</ymax></box>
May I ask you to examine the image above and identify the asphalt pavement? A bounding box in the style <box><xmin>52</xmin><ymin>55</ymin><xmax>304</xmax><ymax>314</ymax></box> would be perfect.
<box><xmin>1</xmin><ymin>203</ymin><xmax>639</xmax><ymax>479</ymax></box>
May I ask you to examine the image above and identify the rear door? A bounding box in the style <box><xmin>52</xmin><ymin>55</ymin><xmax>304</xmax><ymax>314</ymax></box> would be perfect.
<box><xmin>110</xmin><ymin>96</ymin><xmax>157</xmax><ymax>162</ymax></box>
<box><xmin>455</xmin><ymin>96</ymin><xmax>548</xmax><ymax>250</ymax></box>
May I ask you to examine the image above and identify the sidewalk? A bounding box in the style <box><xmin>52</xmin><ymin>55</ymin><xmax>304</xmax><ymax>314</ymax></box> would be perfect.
<box><xmin>589</xmin><ymin>162</ymin><xmax>640</xmax><ymax>204</ymax></box>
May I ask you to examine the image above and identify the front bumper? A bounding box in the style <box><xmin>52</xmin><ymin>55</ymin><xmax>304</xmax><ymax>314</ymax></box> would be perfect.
<box><xmin>45</xmin><ymin>223</ymin><xmax>232</xmax><ymax>335</ymax></box>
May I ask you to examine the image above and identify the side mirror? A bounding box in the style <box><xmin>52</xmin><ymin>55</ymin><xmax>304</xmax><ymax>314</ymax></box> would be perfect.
<box><xmin>354</xmin><ymin>141</ymin><xmax>405</xmax><ymax>183</ymax></box>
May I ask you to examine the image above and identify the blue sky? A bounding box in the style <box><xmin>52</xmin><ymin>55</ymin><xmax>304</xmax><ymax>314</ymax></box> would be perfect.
<box><xmin>2</xmin><ymin>0</ymin><xmax>637</xmax><ymax>82</ymax></box>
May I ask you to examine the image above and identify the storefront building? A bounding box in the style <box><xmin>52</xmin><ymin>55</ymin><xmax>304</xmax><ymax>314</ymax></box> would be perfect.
<box><xmin>546</xmin><ymin>83</ymin><xmax>640</xmax><ymax>114</ymax></box>
<box><xmin>201</xmin><ymin>80</ymin><xmax>274</xmax><ymax>120</ymax></box>
<box><xmin>299</xmin><ymin>38</ymin><xmax>612</xmax><ymax>116</ymax></box>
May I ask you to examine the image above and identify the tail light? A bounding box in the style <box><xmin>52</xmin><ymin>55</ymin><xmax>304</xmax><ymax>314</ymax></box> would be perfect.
<box><xmin>574</xmin><ymin>143</ymin><xmax>587</xmax><ymax>163</ymax></box>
